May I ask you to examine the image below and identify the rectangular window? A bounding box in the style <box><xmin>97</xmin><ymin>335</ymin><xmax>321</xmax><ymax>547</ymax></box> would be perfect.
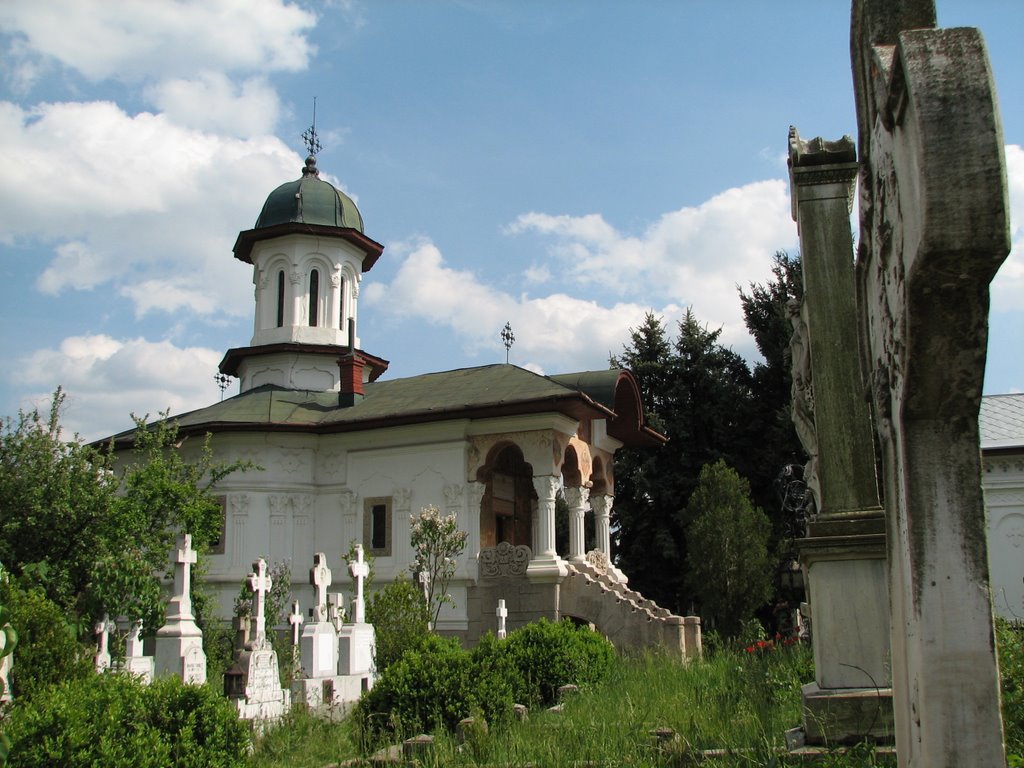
<box><xmin>362</xmin><ymin>496</ymin><xmax>392</xmax><ymax>557</ymax></box>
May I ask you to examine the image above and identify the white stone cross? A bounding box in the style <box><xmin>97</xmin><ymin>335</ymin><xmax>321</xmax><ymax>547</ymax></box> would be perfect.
<box><xmin>496</xmin><ymin>598</ymin><xmax>508</xmax><ymax>639</ymax></box>
<box><xmin>94</xmin><ymin>613</ymin><xmax>115</xmax><ymax>671</ymax></box>
<box><xmin>171</xmin><ymin>533</ymin><xmax>198</xmax><ymax>618</ymax></box>
<box><xmin>419</xmin><ymin>569</ymin><xmax>432</xmax><ymax>630</ymax></box>
<box><xmin>310</xmin><ymin>552</ymin><xmax>332</xmax><ymax>623</ymax></box>
<box><xmin>288</xmin><ymin>600</ymin><xmax>304</xmax><ymax>646</ymax></box>
<box><xmin>348</xmin><ymin>545</ymin><xmax>369</xmax><ymax>624</ymax></box>
<box><xmin>125</xmin><ymin>620</ymin><xmax>145</xmax><ymax>658</ymax></box>
<box><xmin>329</xmin><ymin>592</ymin><xmax>344</xmax><ymax>632</ymax></box>
<box><xmin>247</xmin><ymin>558</ymin><xmax>273</xmax><ymax>646</ymax></box>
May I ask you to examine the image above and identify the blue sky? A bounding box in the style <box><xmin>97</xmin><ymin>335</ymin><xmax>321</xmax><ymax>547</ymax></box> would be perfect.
<box><xmin>1</xmin><ymin>1</ymin><xmax>1021</xmax><ymax>440</ymax></box>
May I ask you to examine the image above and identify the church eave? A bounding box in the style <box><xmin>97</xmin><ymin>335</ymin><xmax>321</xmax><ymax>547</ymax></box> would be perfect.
<box><xmin>219</xmin><ymin>343</ymin><xmax>389</xmax><ymax>380</ymax></box>
<box><xmin>232</xmin><ymin>223</ymin><xmax>384</xmax><ymax>271</ymax></box>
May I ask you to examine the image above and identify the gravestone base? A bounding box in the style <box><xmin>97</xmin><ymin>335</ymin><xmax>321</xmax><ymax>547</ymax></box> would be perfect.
<box><xmin>229</xmin><ymin>646</ymin><xmax>290</xmax><ymax>724</ymax></box>
<box><xmin>118</xmin><ymin>655</ymin><xmax>155</xmax><ymax>684</ymax></box>
<box><xmin>802</xmin><ymin>682</ymin><xmax>894</xmax><ymax>745</ymax></box>
<box><xmin>291</xmin><ymin>673</ymin><xmax>373</xmax><ymax>713</ymax></box>
<box><xmin>154</xmin><ymin>631</ymin><xmax>207</xmax><ymax>685</ymax></box>
<box><xmin>337</xmin><ymin>622</ymin><xmax>375</xmax><ymax>677</ymax></box>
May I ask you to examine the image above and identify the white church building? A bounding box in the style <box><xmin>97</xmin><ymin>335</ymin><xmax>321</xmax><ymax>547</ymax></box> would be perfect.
<box><xmin>107</xmin><ymin>152</ymin><xmax>702</xmax><ymax>657</ymax></box>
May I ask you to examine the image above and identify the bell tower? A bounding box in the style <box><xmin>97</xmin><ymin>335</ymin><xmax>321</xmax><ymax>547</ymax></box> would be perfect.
<box><xmin>219</xmin><ymin>122</ymin><xmax>387</xmax><ymax>394</ymax></box>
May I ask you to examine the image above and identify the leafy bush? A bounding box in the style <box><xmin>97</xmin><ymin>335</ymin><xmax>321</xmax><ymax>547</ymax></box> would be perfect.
<box><xmin>355</xmin><ymin>634</ymin><xmax>474</xmax><ymax>746</ymax></box>
<box><xmin>0</xmin><ymin>581</ymin><xmax>91</xmax><ymax>700</ymax></box>
<box><xmin>354</xmin><ymin>619</ymin><xmax>616</xmax><ymax>749</ymax></box>
<box><xmin>5</xmin><ymin>674</ymin><xmax>248</xmax><ymax>768</ymax></box>
<box><xmin>366</xmin><ymin>574</ymin><xmax>430</xmax><ymax>674</ymax></box>
<box><xmin>498</xmin><ymin>618</ymin><xmax>615</xmax><ymax>707</ymax></box>
<box><xmin>998</xmin><ymin>618</ymin><xmax>1024</xmax><ymax>754</ymax></box>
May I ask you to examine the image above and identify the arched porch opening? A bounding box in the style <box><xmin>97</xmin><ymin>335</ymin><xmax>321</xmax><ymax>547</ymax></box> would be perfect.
<box><xmin>477</xmin><ymin>443</ymin><xmax>535</xmax><ymax>550</ymax></box>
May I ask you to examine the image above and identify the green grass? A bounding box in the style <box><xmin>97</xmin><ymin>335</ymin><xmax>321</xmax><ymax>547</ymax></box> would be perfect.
<box><xmin>246</xmin><ymin>640</ymin><xmax>899</xmax><ymax>767</ymax></box>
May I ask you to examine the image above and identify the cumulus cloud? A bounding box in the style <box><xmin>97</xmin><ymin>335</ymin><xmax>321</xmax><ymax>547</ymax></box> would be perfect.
<box><xmin>506</xmin><ymin>180</ymin><xmax>798</xmax><ymax>350</ymax></box>
<box><xmin>991</xmin><ymin>144</ymin><xmax>1024</xmax><ymax>311</ymax></box>
<box><xmin>0</xmin><ymin>0</ymin><xmax>316</xmax><ymax>87</ymax></box>
<box><xmin>0</xmin><ymin>99</ymin><xmax>305</xmax><ymax>319</ymax></box>
<box><xmin>12</xmin><ymin>334</ymin><xmax>224</xmax><ymax>440</ymax></box>
<box><xmin>363</xmin><ymin>238</ymin><xmax>683</xmax><ymax>374</ymax></box>
<box><xmin>146</xmin><ymin>73</ymin><xmax>282</xmax><ymax>138</ymax></box>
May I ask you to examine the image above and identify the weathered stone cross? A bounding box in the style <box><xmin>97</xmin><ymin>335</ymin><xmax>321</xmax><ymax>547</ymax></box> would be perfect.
<box><xmin>348</xmin><ymin>545</ymin><xmax>369</xmax><ymax>624</ymax></box>
<box><xmin>125</xmin><ymin>620</ymin><xmax>145</xmax><ymax>659</ymax></box>
<box><xmin>288</xmin><ymin>600</ymin><xmax>304</xmax><ymax>646</ymax></box>
<box><xmin>309</xmin><ymin>552</ymin><xmax>332</xmax><ymax>623</ymax></box>
<box><xmin>851</xmin><ymin>1</ymin><xmax>1009</xmax><ymax>763</ymax></box>
<box><xmin>170</xmin><ymin>533</ymin><xmax>198</xmax><ymax>620</ymax></box>
<box><xmin>247</xmin><ymin>558</ymin><xmax>273</xmax><ymax>646</ymax></box>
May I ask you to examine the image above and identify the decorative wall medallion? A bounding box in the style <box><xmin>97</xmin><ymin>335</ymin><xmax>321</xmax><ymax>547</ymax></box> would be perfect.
<box><xmin>479</xmin><ymin>542</ymin><xmax>531</xmax><ymax>578</ymax></box>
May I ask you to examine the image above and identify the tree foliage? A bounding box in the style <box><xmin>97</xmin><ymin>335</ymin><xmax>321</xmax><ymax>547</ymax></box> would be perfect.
<box><xmin>610</xmin><ymin>252</ymin><xmax>804</xmax><ymax>617</ymax></box>
<box><xmin>0</xmin><ymin>390</ymin><xmax>250</xmax><ymax>632</ymax></box>
<box><xmin>685</xmin><ymin>460</ymin><xmax>773</xmax><ymax>637</ymax></box>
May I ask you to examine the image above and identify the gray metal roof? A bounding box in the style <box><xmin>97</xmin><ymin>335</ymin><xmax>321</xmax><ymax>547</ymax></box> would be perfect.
<box><xmin>980</xmin><ymin>393</ymin><xmax>1024</xmax><ymax>451</ymax></box>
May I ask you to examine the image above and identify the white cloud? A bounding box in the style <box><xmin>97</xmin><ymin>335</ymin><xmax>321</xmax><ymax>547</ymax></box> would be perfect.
<box><xmin>12</xmin><ymin>334</ymin><xmax>224</xmax><ymax>440</ymax></box>
<box><xmin>0</xmin><ymin>99</ymin><xmax>305</xmax><ymax>319</ymax></box>
<box><xmin>146</xmin><ymin>73</ymin><xmax>282</xmax><ymax>138</ymax></box>
<box><xmin>507</xmin><ymin>179</ymin><xmax>798</xmax><ymax>350</ymax></box>
<box><xmin>992</xmin><ymin>144</ymin><xmax>1024</xmax><ymax>311</ymax></box>
<box><xmin>363</xmin><ymin>238</ymin><xmax>683</xmax><ymax>374</ymax></box>
<box><xmin>0</xmin><ymin>0</ymin><xmax>316</xmax><ymax>86</ymax></box>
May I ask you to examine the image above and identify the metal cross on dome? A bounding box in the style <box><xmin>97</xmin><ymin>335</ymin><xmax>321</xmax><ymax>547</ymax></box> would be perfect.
<box><xmin>301</xmin><ymin>96</ymin><xmax>323</xmax><ymax>157</ymax></box>
<box><xmin>501</xmin><ymin>322</ymin><xmax>515</xmax><ymax>364</ymax></box>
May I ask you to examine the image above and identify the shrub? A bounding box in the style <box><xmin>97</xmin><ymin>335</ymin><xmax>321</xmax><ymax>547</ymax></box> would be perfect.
<box><xmin>499</xmin><ymin>618</ymin><xmax>615</xmax><ymax>707</ymax></box>
<box><xmin>4</xmin><ymin>674</ymin><xmax>248</xmax><ymax>768</ymax></box>
<box><xmin>355</xmin><ymin>634</ymin><xmax>473</xmax><ymax>747</ymax></box>
<box><xmin>0</xmin><ymin>581</ymin><xmax>91</xmax><ymax>700</ymax></box>
<box><xmin>366</xmin><ymin>574</ymin><xmax>429</xmax><ymax>674</ymax></box>
<box><xmin>354</xmin><ymin>619</ymin><xmax>616</xmax><ymax>750</ymax></box>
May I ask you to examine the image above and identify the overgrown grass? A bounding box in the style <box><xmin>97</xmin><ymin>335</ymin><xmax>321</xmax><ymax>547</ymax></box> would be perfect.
<box><xmin>247</xmin><ymin>640</ymin><xmax>898</xmax><ymax>767</ymax></box>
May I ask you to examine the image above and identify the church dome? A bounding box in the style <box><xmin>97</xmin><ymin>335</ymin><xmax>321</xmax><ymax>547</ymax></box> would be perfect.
<box><xmin>254</xmin><ymin>155</ymin><xmax>364</xmax><ymax>232</ymax></box>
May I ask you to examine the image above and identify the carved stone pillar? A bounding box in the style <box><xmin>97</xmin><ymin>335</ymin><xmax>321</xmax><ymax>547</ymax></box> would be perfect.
<box><xmin>526</xmin><ymin>475</ymin><xmax>567</xmax><ymax>582</ymax></box>
<box><xmin>590</xmin><ymin>493</ymin><xmax>627</xmax><ymax>584</ymax></box>
<box><xmin>563</xmin><ymin>486</ymin><xmax>589</xmax><ymax>562</ymax></box>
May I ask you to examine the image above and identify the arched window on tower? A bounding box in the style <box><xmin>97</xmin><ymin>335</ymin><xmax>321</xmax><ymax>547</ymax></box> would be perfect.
<box><xmin>308</xmin><ymin>269</ymin><xmax>320</xmax><ymax>326</ymax></box>
<box><xmin>338</xmin><ymin>278</ymin><xmax>345</xmax><ymax>330</ymax></box>
<box><xmin>275</xmin><ymin>270</ymin><xmax>285</xmax><ymax>327</ymax></box>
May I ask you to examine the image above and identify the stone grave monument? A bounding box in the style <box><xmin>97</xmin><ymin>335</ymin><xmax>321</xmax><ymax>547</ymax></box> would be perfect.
<box><xmin>154</xmin><ymin>533</ymin><xmax>206</xmax><ymax>684</ymax></box>
<box><xmin>496</xmin><ymin>598</ymin><xmax>508</xmax><ymax>639</ymax></box>
<box><xmin>225</xmin><ymin>558</ymin><xmax>290</xmax><ymax>722</ymax></box>
<box><xmin>121</xmin><ymin>620</ymin><xmax>154</xmax><ymax>683</ymax></box>
<box><xmin>787</xmin><ymin>128</ymin><xmax>892</xmax><ymax>744</ymax></box>
<box><xmin>337</xmin><ymin>544</ymin><xmax>376</xmax><ymax>698</ymax></box>
<box><xmin>292</xmin><ymin>552</ymin><xmax>346</xmax><ymax>710</ymax></box>
<box><xmin>848</xmin><ymin>1</ymin><xmax>1010</xmax><ymax>763</ymax></box>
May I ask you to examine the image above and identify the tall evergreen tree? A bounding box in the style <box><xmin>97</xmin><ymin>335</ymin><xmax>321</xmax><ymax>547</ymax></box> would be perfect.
<box><xmin>738</xmin><ymin>251</ymin><xmax>805</xmax><ymax>542</ymax></box>
<box><xmin>611</xmin><ymin>311</ymin><xmax>754</xmax><ymax>614</ymax></box>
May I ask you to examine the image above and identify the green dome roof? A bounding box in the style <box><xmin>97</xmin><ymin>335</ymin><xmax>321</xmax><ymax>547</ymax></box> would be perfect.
<box><xmin>254</xmin><ymin>156</ymin><xmax>364</xmax><ymax>232</ymax></box>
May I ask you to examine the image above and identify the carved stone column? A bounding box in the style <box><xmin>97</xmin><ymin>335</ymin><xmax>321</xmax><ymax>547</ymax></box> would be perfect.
<box><xmin>526</xmin><ymin>475</ymin><xmax>567</xmax><ymax>582</ymax></box>
<box><xmin>789</xmin><ymin>128</ymin><xmax>892</xmax><ymax>745</ymax></box>
<box><xmin>589</xmin><ymin>493</ymin><xmax>627</xmax><ymax>584</ymax></box>
<box><xmin>563</xmin><ymin>486</ymin><xmax>589</xmax><ymax>562</ymax></box>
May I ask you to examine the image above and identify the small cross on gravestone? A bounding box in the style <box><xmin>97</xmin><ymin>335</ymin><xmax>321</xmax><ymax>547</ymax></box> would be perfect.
<box><xmin>496</xmin><ymin>598</ymin><xmax>508</xmax><ymax>639</ymax></box>
<box><xmin>289</xmin><ymin>600</ymin><xmax>304</xmax><ymax>646</ymax></box>
<box><xmin>329</xmin><ymin>592</ymin><xmax>344</xmax><ymax>632</ymax></box>
<box><xmin>309</xmin><ymin>552</ymin><xmax>332</xmax><ymax>623</ymax></box>
<box><xmin>94</xmin><ymin>613</ymin><xmax>115</xmax><ymax>672</ymax></box>
<box><xmin>348</xmin><ymin>545</ymin><xmax>369</xmax><ymax>624</ymax></box>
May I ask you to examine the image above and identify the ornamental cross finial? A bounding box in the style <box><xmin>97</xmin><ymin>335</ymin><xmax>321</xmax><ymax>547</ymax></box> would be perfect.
<box><xmin>301</xmin><ymin>96</ymin><xmax>323</xmax><ymax>157</ymax></box>
<box><xmin>501</xmin><ymin>322</ymin><xmax>515</xmax><ymax>364</ymax></box>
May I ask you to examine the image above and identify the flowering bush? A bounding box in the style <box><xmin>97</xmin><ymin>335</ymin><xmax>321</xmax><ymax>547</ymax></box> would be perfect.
<box><xmin>409</xmin><ymin>505</ymin><xmax>467</xmax><ymax>625</ymax></box>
